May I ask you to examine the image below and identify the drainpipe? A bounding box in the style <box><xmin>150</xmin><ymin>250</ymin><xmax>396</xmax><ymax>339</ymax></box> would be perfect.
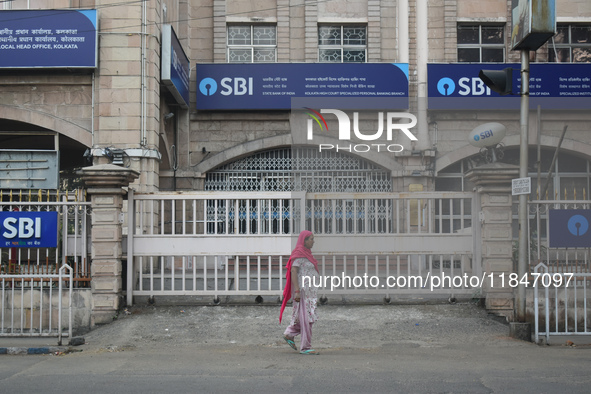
<box><xmin>140</xmin><ymin>0</ymin><xmax>147</xmax><ymax>147</ymax></box>
<box><xmin>91</xmin><ymin>72</ymin><xmax>95</xmax><ymax>149</ymax></box>
<box><xmin>397</xmin><ymin>0</ymin><xmax>409</xmax><ymax>63</ymax></box>
<box><xmin>416</xmin><ymin>0</ymin><xmax>429</xmax><ymax>150</ymax></box>
<box><xmin>173</xmin><ymin>109</ymin><xmax>178</xmax><ymax>191</ymax></box>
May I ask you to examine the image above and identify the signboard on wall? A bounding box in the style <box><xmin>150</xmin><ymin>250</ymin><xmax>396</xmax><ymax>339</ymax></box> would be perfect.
<box><xmin>196</xmin><ymin>63</ymin><xmax>409</xmax><ymax>110</ymax></box>
<box><xmin>0</xmin><ymin>9</ymin><xmax>98</xmax><ymax>68</ymax></box>
<box><xmin>511</xmin><ymin>0</ymin><xmax>556</xmax><ymax>50</ymax></box>
<box><xmin>0</xmin><ymin>211</ymin><xmax>59</xmax><ymax>248</ymax></box>
<box><xmin>549</xmin><ymin>209</ymin><xmax>591</xmax><ymax>248</ymax></box>
<box><xmin>428</xmin><ymin>63</ymin><xmax>591</xmax><ymax>110</ymax></box>
<box><xmin>161</xmin><ymin>24</ymin><xmax>190</xmax><ymax>108</ymax></box>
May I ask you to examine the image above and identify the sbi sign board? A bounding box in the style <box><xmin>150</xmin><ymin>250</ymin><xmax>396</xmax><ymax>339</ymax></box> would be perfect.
<box><xmin>549</xmin><ymin>210</ymin><xmax>591</xmax><ymax>248</ymax></box>
<box><xmin>428</xmin><ymin>63</ymin><xmax>591</xmax><ymax>110</ymax></box>
<box><xmin>0</xmin><ymin>211</ymin><xmax>58</xmax><ymax>248</ymax></box>
<box><xmin>195</xmin><ymin>63</ymin><xmax>410</xmax><ymax>110</ymax></box>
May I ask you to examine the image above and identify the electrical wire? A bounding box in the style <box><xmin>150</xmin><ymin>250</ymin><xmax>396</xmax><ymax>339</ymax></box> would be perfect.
<box><xmin>0</xmin><ymin>0</ymin><xmax>332</xmax><ymax>35</ymax></box>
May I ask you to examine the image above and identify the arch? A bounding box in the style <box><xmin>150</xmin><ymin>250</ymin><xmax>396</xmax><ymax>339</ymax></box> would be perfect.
<box><xmin>435</xmin><ymin>135</ymin><xmax>591</xmax><ymax>173</ymax></box>
<box><xmin>195</xmin><ymin>134</ymin><xmax>404</xmax><ymax>174</ymax></box>
<box><xmin>0</xmin><ymin>104</ymin><xmax>92</xmax><ymax>147</ymax></box>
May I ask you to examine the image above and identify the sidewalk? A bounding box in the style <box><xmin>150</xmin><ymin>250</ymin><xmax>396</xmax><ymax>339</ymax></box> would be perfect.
<box><xmin>2</xmin><ymin>302</ymin><xmax>510</xmax><ymax>354</ymax></box>
<box><xmin>2</xmin><ymin>302</ymin><xmax>589</xmax><ymax>354</ymax></box>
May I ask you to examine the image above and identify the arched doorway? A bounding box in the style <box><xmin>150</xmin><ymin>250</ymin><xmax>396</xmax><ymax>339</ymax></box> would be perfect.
<box><xmin>205</xmin><ymin>147</ymin><xmax>393</xmax><ymax>192</ymax></box>
<box><xmin>0</xmin><ymin>119</ymin><xmax>89</xmax><ymax>192</ymax></box>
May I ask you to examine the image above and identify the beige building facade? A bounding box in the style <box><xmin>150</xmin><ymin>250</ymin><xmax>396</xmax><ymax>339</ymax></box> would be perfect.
<box><xmin>0</xmin><ymin>0</ymin><xmax>589</xmax><ymax>197</ymax></box>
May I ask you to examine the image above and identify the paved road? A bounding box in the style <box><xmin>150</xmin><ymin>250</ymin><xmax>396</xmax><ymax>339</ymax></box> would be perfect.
<box><xmin>1</xmin><ymin>303</ymin><xmax>590</xmax><ymax>393</ymax></box>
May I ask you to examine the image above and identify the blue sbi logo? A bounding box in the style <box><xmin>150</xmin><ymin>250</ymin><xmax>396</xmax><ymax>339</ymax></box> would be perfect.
<box><xmin>437</xmin><ymin>77</ymin><xmax>455</xmax><ymax>96</ymax></box>
<box><xmin>199</xmin><ymin>77</ymin><xmax>253</xmax><ymax>96</ymax></box>
<box><xmin>568</xmin><ymin>215</ymin><xmax>589</xmax><ymax>237</ymax></box>
<box><xmin>199</xmin><ymin>78</ymin><xmax>217</xmax><ymax>96</ymax></box>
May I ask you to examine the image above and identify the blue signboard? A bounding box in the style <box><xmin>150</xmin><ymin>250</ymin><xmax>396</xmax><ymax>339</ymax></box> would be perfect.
<box><xmin>428</xmin><ymin>63</ymin><xmax>591</xmax><ymax>110</ymax></box>
<box><xmin>0</xmin><ymin>211</ymin><xmax>58</xmax><ymax>248</ymax></box>
<box><xmin>0</xmin><ymin>9</ymin><xmax>97</xmax><ymax>68</ymax></box>
<box><xmin>196</xmin><ymin>63</ymin><xmax>409</xmax><ymax>110</ymax></box>
<box><xmin>549</xmin><ymin>209</ymin><xmax>591</xmax><ymax>248</ymax></box>
<box><xmin>162</xmin><ymin>25</ymin><xmax>190</xmax><ymax>108</ymax></box>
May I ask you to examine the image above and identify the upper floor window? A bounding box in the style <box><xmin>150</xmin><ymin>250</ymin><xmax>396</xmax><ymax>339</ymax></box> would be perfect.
<box><xmin>549</xmin><ymin>24</ymin><xmax>591</xmax><ymax>63</ymax></box>
<box><xmin>457</xmin><ymin>24</ymin><xmax>505</xmax><ymax>62</ymax></box>
<box><xmin>318</xmin><ymin>25</ymin><xmax>367</xmax><ymax>63</ymax></box>
<box><xmin>227</xmin><ymin>25</ymin><xmax>276</xmax><ymax>63</ymax></box>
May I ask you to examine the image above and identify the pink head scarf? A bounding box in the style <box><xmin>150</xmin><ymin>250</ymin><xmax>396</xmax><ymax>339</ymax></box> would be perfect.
<box><xmin>279</xmin><ymin>230</ymin><xmax>319</xmax><ymax>323</ymax></box>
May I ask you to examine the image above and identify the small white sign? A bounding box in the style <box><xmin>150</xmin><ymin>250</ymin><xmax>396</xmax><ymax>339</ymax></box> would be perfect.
<box><xmin>512</xmin><ymin>177</ymin><xmax>531</xmax><ymax>196</ymax></box>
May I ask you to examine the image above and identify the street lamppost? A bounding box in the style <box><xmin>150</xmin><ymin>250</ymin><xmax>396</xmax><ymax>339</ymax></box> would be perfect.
<box><xmin>517</xmin><ymin>49</ymin><xmax>529</xmax><ymax>323</ymax></box>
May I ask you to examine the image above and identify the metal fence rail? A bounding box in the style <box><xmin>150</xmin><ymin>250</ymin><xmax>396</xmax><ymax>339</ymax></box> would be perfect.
<box><xmin>129</xmin><ymin>191</ymin><xmax>473</xmax><ymax>236</ymax></box>
<box><xmin>534</xmin><ymin>262</ymin><xmax>591</xmax><ymax>344</ymax></box>
<box><xmin>0</xmin><ymin>264</ymin><xmax>72</xmax><ymax>345</ymax></box>
<box><xmin>131</xmin><ymin>252</ymin><xmax>476</xmax><ymax>301</ymax></box>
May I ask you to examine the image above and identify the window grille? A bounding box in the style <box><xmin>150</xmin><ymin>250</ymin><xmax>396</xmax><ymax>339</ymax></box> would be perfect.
<box><xmin>205</xmin><ymin>148</ymin><xmax>392</xmax><ymax>192</ymax></box>
<box><xmin>318</xmin><ymin>25</ymin><xmax>367</xmax><ymax>63</ymax></box>
<box><xmin>227</xmin><ymin>25</ymin><xmax>277</xmax><ymax>63</ymax></box>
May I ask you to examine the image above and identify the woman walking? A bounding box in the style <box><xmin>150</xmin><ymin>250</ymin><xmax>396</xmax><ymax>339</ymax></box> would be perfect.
<box><xmin>279</xmin><ymin>230</ymin><xmax>320</xmax><ymax>355</ymax></box>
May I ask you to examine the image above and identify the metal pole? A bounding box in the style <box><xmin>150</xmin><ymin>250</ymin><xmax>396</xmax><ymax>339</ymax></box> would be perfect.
<box><xmin>517</xmin><ymin>49</ymin><xmax>530</xmax><ymax>322</ymax></box>
<box><xmin>536</xmin><ymin>106</ymin><xmax>541</xmax><ymax>199</ymax></box>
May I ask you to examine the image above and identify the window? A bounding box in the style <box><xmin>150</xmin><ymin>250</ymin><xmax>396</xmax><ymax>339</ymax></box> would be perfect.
<box><xmin>227</xmin><ymin>25</ymin><xmax>276</xmax><ymax>63</ymax></box>
<box><xmin>457</xmin><ymin>24</ymin><xmax>505</xmax><ymax>62</ymax></box>
<box><xmin>549</xmin><ymin>24</ymin><xmax>591</xmax><ymax>63</ymax></box>
<box><xmin>318</xmin><ymin>25</ymin><xmax>366</xmax><ymax>63</ymax></box>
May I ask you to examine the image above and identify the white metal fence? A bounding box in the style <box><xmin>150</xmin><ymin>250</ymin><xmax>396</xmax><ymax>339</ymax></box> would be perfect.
<box><xmin>529</xmin><ymin>200</ymin><xmax>591</xmax><ymax>342</ymax></box>
<box><xmin>534</xmin><ymin>263</ymin><xmax>591</xmax><ymax>344</ymax></box>
<box><xmin>0</xmin><ymin>264</ymin><xmax>72</xmax><ymax>345</ymax></box>
<box><xmin>126</xmin><ymin>191</ymin><xmax>477</xmax><ymax>304</ymax></box>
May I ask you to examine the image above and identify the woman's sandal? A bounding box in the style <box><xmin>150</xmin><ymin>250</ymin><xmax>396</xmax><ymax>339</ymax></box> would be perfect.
<box><xmin>300</xmin><ymin>349</ymin><xmax>319</xmax><ymax>355</ymax></box>
<box><xmin>283</xmin><ymin>335</ymin><xmax>297</xmax><ymax>351</ymax></box>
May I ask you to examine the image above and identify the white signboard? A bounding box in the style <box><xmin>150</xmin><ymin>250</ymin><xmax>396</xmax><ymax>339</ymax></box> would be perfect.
<box><xmin>512</xmin><ymin>177</ymin><xmax>531</xmax><ymax>196</ymax></box>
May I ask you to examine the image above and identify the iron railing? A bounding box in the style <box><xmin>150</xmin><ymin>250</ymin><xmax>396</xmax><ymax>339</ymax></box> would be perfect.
<box><xmin>0</xmin><ymin>264</ymin><xmax>72</xmax><ymax>344</ymax></box>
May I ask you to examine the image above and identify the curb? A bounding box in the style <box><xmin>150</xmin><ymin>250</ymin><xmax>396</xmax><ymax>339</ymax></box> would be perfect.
<box><xmin>0</xmin><ymin>346</ymin><xmax>71</xmax><ymax>355</ymax></box>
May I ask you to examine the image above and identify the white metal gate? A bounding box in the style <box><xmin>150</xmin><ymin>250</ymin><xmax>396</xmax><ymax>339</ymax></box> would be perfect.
<box><xmin>126</xmin><ymin>190</ymin><xmax>478</xmax><ymax>304</ymax></box>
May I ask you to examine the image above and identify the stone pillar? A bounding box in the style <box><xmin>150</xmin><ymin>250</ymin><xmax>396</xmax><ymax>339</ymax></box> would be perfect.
<box><xmin>466</xmin><ymin>163</ymin><xmax>519</xmax><ymax>320</ymax></box>
<box><xmin>79</xmin><ymin>164</ymin><xmax>139</xmax><ymax>326</ymax></box>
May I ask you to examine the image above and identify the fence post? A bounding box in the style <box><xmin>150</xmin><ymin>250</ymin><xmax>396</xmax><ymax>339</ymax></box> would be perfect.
<box><xmin>466</xmin><ymin>163</ymin><xmax>519</xmax><ymax>321</ymax></box>
<box><xmin>126</xmin><ymin>188</ymin><xmax>135</xmax><ymax>306</ymax></box>
<box><xmin>79</xmin><ymin>164</ymin><xmax>139</xmax><ymax>326</ymax></box>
